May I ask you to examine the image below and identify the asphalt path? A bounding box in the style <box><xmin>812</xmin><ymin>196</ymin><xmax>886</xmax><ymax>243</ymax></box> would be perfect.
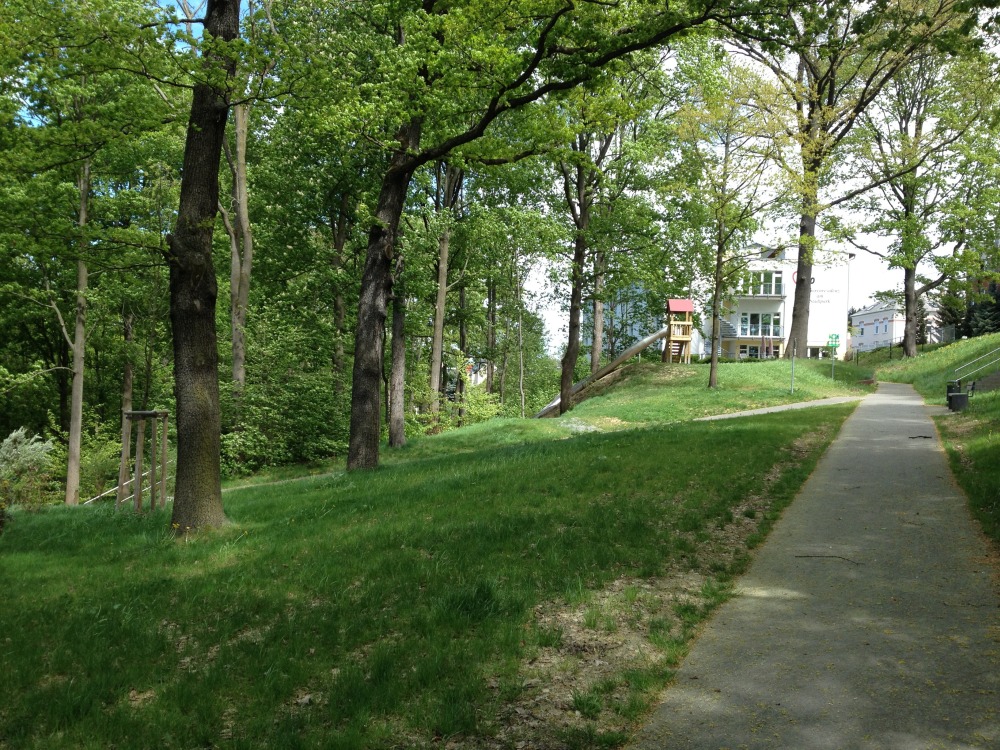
<box><xmin>630</xmin><ymin>382</ymin><xmax>1000</xmax><ymax>749</ymax></box>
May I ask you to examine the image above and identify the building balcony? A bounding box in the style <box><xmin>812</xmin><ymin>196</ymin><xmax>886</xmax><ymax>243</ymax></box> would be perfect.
<box><xmin>734</xmin><ymin>290</ymin><xmax>785</xmax><ymax>299</ymax></box>
<box><xmin>738</xmin><ymin>325</ymin><xmax>783</xmax><ymax>338</ymax></box>
<box><xmin>720</xmin><ymin>322</ymin><xmax>783</xmax><ymax>339</ymax></box>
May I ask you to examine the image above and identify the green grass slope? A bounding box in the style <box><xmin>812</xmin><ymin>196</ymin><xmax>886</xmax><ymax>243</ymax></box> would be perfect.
<box><xmin>0</xmin><ymin>361</ymin><xmax>868</xmax><ymax>749</ymax></box>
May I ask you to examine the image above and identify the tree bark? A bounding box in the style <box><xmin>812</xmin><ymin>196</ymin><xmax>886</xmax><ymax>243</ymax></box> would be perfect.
<box><xmin>785</xmin><ymin>185</ymin><xmax>818</xmax><ymax>359</ymax></box>
<box><xmin>348</xmin><ymin>120</ymin><xmax>421</xmax><ymax>470</ymax></box>
<box><xmin>429</xmin><ymin>225</ymin><xmax>450</xmax><ymax>414</ymax></box>
<box><xmin>486</xmin><ymin>278</ymin><xmax>496</xmax><ymax>394</ymax></box>
<box><xmin>167</xmin><ymin>0</ymin><xmax>239</xmax><ymax>531</ymax></box>
<box><xmin>456</xmin><ymin>283</ymin><xmax>467</xmax><ymax>425</ymax></box>
<box><xmin>388</xmin><ymin>287</ymin><xmax>407</xmax><ymax>448</ymax></box>
<box><xmin>708</xmin><ymin>237</ymin><xmax>725</xmax><ymax>389</ymax></box>
<box><xmin>65</xmin><ymin>162</ymin><xmax>90</xmax><ymax>506</ymax></box>
<box><xmin>903</xmin><ymin>266</ymin><xmax>919</xmax><ymax>357</ymax></box>
<box><xmin>226</xmin><ymin>102</ymin><xmax>253</xmax><ymax>396</ymax></box>
<box><xmin>590</xmin><ymin>250</ymin><xmax>605</xmax><ymax>374</ymax></box>
<box><xmin>560</xmin><ymin>232</ymin><xmax>587</xmax><ymax>414</ymax></box>
<box><xmin>116</xmin><ymin>311</ymin><xmax>135</xmax><ymax>509</ymax></box>
<box><xmin>429</xmin><ymin>163</ymin><xmax>463</xmax><ymax>415</ymax></box>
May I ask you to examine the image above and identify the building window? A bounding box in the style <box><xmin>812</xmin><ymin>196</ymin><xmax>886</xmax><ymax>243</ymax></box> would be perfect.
<box><xmin>740</xmin><ymin>271</ymin><xmax>784</xmax><ymax>296</ymax></box>
<box><xmin>738</xmin><ymin>343</ymin><xmax>781</xmax><ymax>359</ymax></box>
<box><xmin>739</xmin><ymin>312</ymin><xmax>781</xmax><ymax>337</ymax></box>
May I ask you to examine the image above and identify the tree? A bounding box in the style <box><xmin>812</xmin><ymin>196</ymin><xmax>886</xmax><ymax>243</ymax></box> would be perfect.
<box><xmin>333</xmin><ymin>0</ymin><xmax>784</xmax><ymax>469</ymax></box>
<box><xmin>843</xmin><ymin>49</ymin><xmax>994</xmax><ymax>356</ymax></box>
<box><xmin>427</xmin><ymin>161</ymin><xmax>465</xmax><ymax>416</ymax></box>
<box><xmin>1</xmin><ymin>1</ymin><xmax>179</xmax><ymax>504</ymax></box>
<box><xmin>673</xmin><ymin>45</ymin><xmax>784</xmax><ymax>387</ymax></box>
<box><xmin>167</xmin><ymin>0</ymin><xmax>240</xmax><ymax>531</ymax></box>
<box><xmin>731</xmin><ymin>0</ymin><xmax>981</xmax><ymax>358</ymax></box>
<box><xmin>217</xmin><ymin>0</ymin><xmax>280</xmax><ymax>401</ymax></box>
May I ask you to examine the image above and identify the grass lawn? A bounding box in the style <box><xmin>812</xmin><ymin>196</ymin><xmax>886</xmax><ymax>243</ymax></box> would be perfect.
<box><xmin>0</xmin><ymin>360</ymin><xmax>870</xmax><ymax>749</ymax></box>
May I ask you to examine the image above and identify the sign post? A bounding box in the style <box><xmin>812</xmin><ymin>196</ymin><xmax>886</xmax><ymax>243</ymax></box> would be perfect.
<box><xmin>790</xmin><ymin>339</ymin><xmax>796</xmax><ymax>394</ymax></box>
<box><xmin>827</xmin><ymin>334</ymin><xmax>840</xmax><ymax>380</ymax></box>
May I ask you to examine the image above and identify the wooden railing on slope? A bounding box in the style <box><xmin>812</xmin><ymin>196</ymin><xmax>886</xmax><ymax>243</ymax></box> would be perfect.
<box><xmin>534</xmin><ymin>324</ymin><xmax>673</xmax><ymax>418</ymax></box>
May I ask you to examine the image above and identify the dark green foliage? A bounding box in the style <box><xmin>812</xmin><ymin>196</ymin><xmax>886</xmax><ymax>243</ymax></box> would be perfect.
<box><xmin>968</xmin><ymin>282</ymin><xmax>1000</xmax><ymax>336</ymax></box>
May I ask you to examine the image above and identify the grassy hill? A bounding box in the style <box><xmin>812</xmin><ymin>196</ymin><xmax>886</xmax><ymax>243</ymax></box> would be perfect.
<box><xmin>0</xmin><ymin>359</ymin><xmax>881</xmax><ymax>749</ymax></box>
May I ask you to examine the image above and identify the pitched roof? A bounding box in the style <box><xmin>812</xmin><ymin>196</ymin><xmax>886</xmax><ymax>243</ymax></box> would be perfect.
<box><xmin>667</xmin><ymin>298</ymin><xmax>694</xmax><ymax>313</ymax></box>
<box><xmin>854</xmin><ymin>301</ymin><xmax>900</xmax><ymax>316</ymax></box>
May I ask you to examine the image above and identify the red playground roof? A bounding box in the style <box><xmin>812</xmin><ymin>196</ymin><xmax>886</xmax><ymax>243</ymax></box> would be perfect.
<box><xmin>667</xmin><ymin>299</ymin><xmax>694</xmax><ymax>312</ymax></box>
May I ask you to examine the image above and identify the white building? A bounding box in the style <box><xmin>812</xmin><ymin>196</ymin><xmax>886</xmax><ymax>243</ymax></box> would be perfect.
<box><xmin>705</xmin><ymin>246</ymin><xmax>852</xmax><ymax>359</ymax></box>
<box><xmin>849</xmin><ymin>301</ymin><xmax>905</xmax><ymax>352</ymax></box>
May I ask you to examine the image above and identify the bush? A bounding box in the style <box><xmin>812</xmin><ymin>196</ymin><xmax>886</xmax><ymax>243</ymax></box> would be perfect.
<box><xmin>80</xmin><ymin>423</ymin><xmax>126</xmax><ymax>500</ymax></box>
<box><xmin>0</xmin><ymin>428</ymin><xmax>56</xmax><ymax>508</ymax></box>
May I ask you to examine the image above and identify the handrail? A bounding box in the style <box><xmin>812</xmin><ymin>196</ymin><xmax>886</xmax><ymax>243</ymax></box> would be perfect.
<box><xmin>951</xmin><ymin>347</ymin><xmax>1000</xmax><ymax>381</ymax></box>
<box><xmin>953</xmin><ymin>346</ymin><xmax>1000</xmax><ymax>379</ymax></box>
<box><xmin>83</xmin><ymin>460</ymin><xmax>175</xmax><ymax>505</ymax></box>
<box><xmin>953</xmin><ymin>354</ymin><xmax>1000</xmax><ymax>384</ymax></box>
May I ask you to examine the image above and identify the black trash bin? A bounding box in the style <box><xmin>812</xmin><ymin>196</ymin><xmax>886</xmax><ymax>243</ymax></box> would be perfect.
<box><xmin>947</xmin><ymin>380</ymin><xmax>962</xmax><ymax>396</ymax></box>
<box><xmin>949</xmin><ymin>392</ymin><xmax>969</xmax><ymax>412</ymax></box>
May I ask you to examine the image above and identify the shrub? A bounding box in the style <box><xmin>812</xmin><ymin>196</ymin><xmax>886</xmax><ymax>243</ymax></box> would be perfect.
<box><xmin>0</xmin><ymin>428</ymin><xmax>56</xmax><ymax>508</ymax></box>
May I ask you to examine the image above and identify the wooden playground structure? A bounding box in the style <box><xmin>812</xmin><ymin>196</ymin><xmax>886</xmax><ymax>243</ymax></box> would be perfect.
<box><xmin>661</xmin><ymin>298</ymin><xmax>693</xmax><ymax>365</ymax></box>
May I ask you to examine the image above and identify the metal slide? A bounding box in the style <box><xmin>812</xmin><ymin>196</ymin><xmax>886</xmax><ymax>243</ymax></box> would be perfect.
<box><xmin>534</xmin><ymin>324</ymin><xmax>673</xmax><ymax>418</ymax></box>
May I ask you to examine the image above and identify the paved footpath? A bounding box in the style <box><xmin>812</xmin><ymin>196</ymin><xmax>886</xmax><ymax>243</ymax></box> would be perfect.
<box><xmin>630</xmin><ymin>382</ymin><xmax>1000</xmax><ymax>750</ymax></box>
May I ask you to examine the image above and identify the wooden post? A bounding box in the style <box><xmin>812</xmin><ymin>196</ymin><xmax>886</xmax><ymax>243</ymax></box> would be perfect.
<box><xmin>133</xmin><ymin>416</ymin><xmax>146</xmax><ymax>512</ymax></box>
<box><xmin>116</xmin><ymin>412</ymin><xmax>132</xmax><ymax>510</ymax></box>
<box><xmin>117</xmin><ymin>410</ymin><xmax>170</xmax><ymax>511</ymax></box>
<box><xmin>149</xmin><ymin>417</ymin><xmax>158</xmax><ymax>510</ymax></box>
<box><xmin>159</xmin><ymin>412</ymin><xmax>169</xmax><ymax>508</ymax></box>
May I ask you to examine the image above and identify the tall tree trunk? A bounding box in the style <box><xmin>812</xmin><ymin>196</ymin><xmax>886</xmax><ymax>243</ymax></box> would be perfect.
<box><xmin>331</xmin><ymin>193</ymin><xmax>351</xmax><ymax>382</ymax></box>
<box><xmin>708</xmin><ymin>237</ymin><xmax>725</xmax><ymax>389</ymax></box>
<box><xmin>785</xmin><ymin>190</ymin><xmax>818</xmax><ymax>359</ymax></box>
<box><xmin>429</xmin><ymin>225</ymin><xmax>450</xmax><ymax>414</ymax></box>
<box><xmin>903</xmin><ymin>266</ymin><xmax>919</xmax><ymax>358</ymax></box>
<box><xmin>167</xmin><ymin>0</ymin><xmax>239</xmax><ymax>531</ymax></box>
<box><xmin>65</xmin><ymin>161</ymin><xmax>90</xmax><ymax>506</ymax></box>
<box><xmin>117</xmin><ymin>311</ymin><xmax>135</xmax><ymax>508</ymax></box>
<box><xmin>590</xmin><ymin>251</ymin><xmax>605</xmax><ymax>374</ymax></box>
<box><xmin>899</xmin><ymin>179</ymin><xmax>920</xmax><ymax>358</ymax></box>
<box><xmin>388</xmin><ymin>287</ymin><xmax>407</xmax><ymax>448</ymax></box>
<box><xmin>429</xmin><ymin>163</ymin><xmax>463</xmax><ymax>415</ymax></box>
<box><xmin>456</xmin><ymin>284</ymin><xmax>467</xmax><ymax>425</ymax></box>
<box><xmin>559</xmin><ymin>232</ymin><xmax>587</xmax><ymax>414</ymax></box>
<box><xmin>516</xmin><ymin>266</ymin><xmax>526</xmax><ymax>418</ymax></box>
<box><xmin>225</xmin><ymin>102</ymin><xmax>254</xmax><ymax>397</ymax></box>
<box><xmin>348</xmin><ymin>120</ymin><xmax>421</xmax><ymax>470</ymax></box>
<box><xmin>785</xmin><ymin>141</ymin><xmax>822</xmax><ymax>359</ymax></box>
<box><xmin>486</xmin><ymin>278</ymin><xmax>496</xmax><ymax>394</ymax></box>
